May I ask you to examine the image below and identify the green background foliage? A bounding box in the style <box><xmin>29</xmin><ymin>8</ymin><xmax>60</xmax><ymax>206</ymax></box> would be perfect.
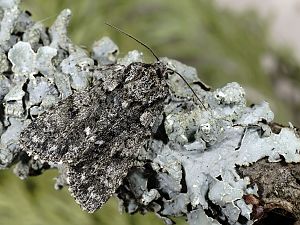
<box><xmin>0</xmin><ymin>0</ymin><xmax>299</xmax><ymax>224</ymax></box>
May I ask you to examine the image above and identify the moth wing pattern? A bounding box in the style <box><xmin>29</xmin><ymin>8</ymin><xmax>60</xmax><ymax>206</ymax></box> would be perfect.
<box><xmin>20</xmin><ymin>62</ymin><xmax>169</xmax><ymax>212</ymax></box>
<box><xmin>66</xmin><ymin>126</ymin><xmax>146</xmax><ymax>212</ymax></box>
<box><xmin>20</xmin><ymin>85</ymin><xmax>107</xmax><ymax>163</ymax></box>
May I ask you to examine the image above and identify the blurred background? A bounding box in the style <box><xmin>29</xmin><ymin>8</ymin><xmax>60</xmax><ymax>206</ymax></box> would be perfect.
<box><xmin>1</xmin><ymin>0</ymin><xmax>300</xmax><ymax>224</ymax></box>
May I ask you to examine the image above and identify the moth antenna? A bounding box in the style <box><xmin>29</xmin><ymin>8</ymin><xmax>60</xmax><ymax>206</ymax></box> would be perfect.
<box><xmin>169</xmin><ymin>69</ymin><xmax>207</xmax><ymax>109</ymax></box>
<box><xmin>105</xmin><ymin>22</ymin><xmax>160</xmax><ymax>61</ymax></box>
<box><xmin>36</xmin><ymin>13</ymin><xmax>60</xmax><ymax>24</ymax></box>
<box><xmin>105</xmin><ymin>22</ymin><xmax>207</xmax><ymax>109</ymax></box>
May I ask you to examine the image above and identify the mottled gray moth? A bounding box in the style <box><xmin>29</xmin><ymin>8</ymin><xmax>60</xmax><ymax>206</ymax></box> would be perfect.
<box><xmin>20</xmin><ymin>61</ymin><xmax>169</xmax><ymax>212</ymax></box>
<box><xmin>19</xmin><ymin>25</ymin><xmax>204</xmax><ymax>213</ymax></box>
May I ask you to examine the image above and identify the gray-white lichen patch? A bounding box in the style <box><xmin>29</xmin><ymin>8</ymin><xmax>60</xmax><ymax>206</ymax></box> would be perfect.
<box><xmin>0</xmin><ymin>49</ymin><xmax>9</xmax><ymax>73</ymax></box>
<box><xmin>23</xmin><ymin>22</ymin><xmax>49</xmax><ymax>50</ymax></box>
<box><xmin>0</xmin><ymin>74</ymin><xmax>11</xmax><ymax>100</ymax></box>
<box><xmin>49</xmin><ymin>8</ymin><xmax>72</xmax><ymax>50</ymax></box>
<box><xmin>118</xmin><ymin>50</ymin><xmax>143</xmax><ymax>66</ymax></box>
<box><xmin>0</xmin><ymin>0</ymin><xmax>20</xmax><ymax>9</ymax></box>
<box><xmin>61</xmin><ymin>48</ymin><xmax>93</xmax><ymax>90</ymax></box>
<box><xmin>188</xmin><ymin>208</ymin><xmax>221</xmax><ymax>225</ymax></box>
<box><xmin>35</xmin><ymin>46</ymin><xmax>57</xmax><ymax>78</ymax></box>
<box><xmin>0</xmin><ymin>118</ymin><xmax>29</xmax><ymax>167</ymax></box>
<box><xmin>8</xmin><ymin>41</ymin><xmax>38</xmax><ymax>76</ymax></box>
<box><xmin>0</xmin><ymin>0</ymin><xmax>20</xmax><ymax>45</ymax></box>
<box><xmin>162</xmin><ymin>57</ymin><xmax>208</xmax><ymax>101</ymax></box>
<box><xmin>92</xmin><ymin>36</ymin><xmax>119</xmax><ymax>65</ymax></box>
<box><xmin>8</xmin><ymin>42</ymin><xmax>59</xmax><ymax>78</ymax></box>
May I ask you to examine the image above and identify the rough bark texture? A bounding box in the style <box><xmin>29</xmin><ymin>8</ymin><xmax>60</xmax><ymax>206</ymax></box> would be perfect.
<box><xmin>238</xmin><ymin>159</ymin><xmax>300</xmax><ymax>224</ymax></box>
<box><xmin>238</xmin><ymin>124</ymin><xmax>300</xmax><ymax>225</ymax></box>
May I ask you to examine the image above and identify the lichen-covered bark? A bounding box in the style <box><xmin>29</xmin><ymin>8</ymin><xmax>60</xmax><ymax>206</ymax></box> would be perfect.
<box><xmin>238</xmin><ymin>158</ymin><xmax>300</xmax><ymax>224</ymax></box>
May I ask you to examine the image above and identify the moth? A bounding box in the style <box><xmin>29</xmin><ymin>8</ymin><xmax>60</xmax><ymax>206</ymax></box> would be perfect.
<box><xmin>19</xmin><ymin>24</ymin><xmax>204</xmax><ymax>213</ymax></box>
<box><xmin>20</xmin><ymin>61</ymin><xmax>169</xmax><ymax>212</ymax></box>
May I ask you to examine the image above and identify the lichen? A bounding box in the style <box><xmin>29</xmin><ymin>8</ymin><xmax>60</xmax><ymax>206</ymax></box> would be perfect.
<box><xmin>92</xmin><ymin>36</ymin><xmax>119</xmax><ymax>65</ymax></box>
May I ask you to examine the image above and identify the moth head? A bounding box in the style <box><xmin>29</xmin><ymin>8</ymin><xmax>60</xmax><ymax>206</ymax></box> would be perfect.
<box><xmin>105</xmin><ymin>23</ymin><xmax>206</xmax><ymax>108</ymax></box>
<box><xmin>123</xmin><ymin>62</ymin><xmax>168</xmax><ymax>106</ymax></box>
